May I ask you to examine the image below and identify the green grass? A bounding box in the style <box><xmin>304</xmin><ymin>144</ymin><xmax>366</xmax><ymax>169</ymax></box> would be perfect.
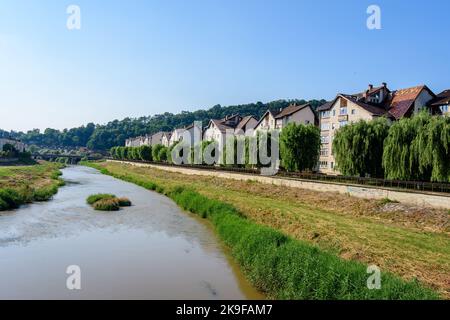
<box><xmin>83</xmin><ymin>161</ymin><xmax>440</xmax><ymax>300</ymax></box>
<box><xmin>86</xmin><ymin>193</ymin><xmax>116</xmax><ymax>205</ymax></box>
<box><xmin>0</xmin><ymin>162</ymin><xmax>64</xmax><ymax>211</ymax></box>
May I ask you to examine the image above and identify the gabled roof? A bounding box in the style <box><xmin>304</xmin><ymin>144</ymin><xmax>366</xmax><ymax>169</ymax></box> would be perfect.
<box><xmin>341</xmin><ymin>94</ymin><xmax>388</xmax><ymax>116</ymax></box>
<box><xmin>387</xmin><ymin>85</ymin><xmax>435</xmax><ymax>119</ymax></box>
<box><xmin>274</xmin><ymin>103</ymin><xmax>311</xmax><ymax>119</ymax></box>
<box><xmin>235</xmin><ymin>115</ymin><xmax>257</xmax><ymax>132</ymax></box>
<box><xmin>430</xmin><ymin>89</ymin><xmax>450</xmax><ymax>106</ymax></box>
<box><xmin>317</xmin><ymin>95</ymin><xmax>387</xmax><ymax>116</ymax></box>
<box><xmin>317</xmin><ymin>101</ymin><xmax>333</xmax><ymax>112</ymax></box>
<box><xmin>254</xmin><ymin>109</ymin><xmax>282</xmax><ymax>129</ymax></box>
<box><xmin>209</xmin><ymin>119</ymin><xmax>234</xmax><ymax>133</ymax></box>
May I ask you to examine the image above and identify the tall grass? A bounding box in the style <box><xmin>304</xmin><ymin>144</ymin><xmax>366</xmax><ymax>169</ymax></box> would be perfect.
<box><xmin>86</xmin><ymin>194</ymin><xmax>116</xmax><ymax>205</ymax></box>
<box><xmin>83</xmin><ymin>161</ymin><xmax>440</xmax><ymax>300</ymax></box>
<box><xmin>0</xmin><ymin>165</ymin><xmax>64</xmax><ymax>211</ymax></box>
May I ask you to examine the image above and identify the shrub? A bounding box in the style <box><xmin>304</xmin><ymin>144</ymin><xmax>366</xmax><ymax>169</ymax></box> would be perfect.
<box><xmin>139</xmin><ymin>145</ymin><xmax>152</xmax><ymax>161</ymax></box>
<box><xmin>86</xmin><ymin>194</ymin><xmax>116</xmax><ymax>205</ymax></box>
<box><xmin>117</xmin><ymin>197</ymin><xmax>132</xmax><ymax>206</ymax></box>
<box><xmin>33</xmin><ymin>185</ymin><xmax>58</xmax><ymax>201</ymax></box>
<box><xmin>93</xmin><ymin>198</ymin><xmax>120</xmax><ymax>211</ymax></box>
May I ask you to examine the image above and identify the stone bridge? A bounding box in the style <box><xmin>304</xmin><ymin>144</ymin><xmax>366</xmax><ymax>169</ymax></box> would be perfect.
<box><xmin>32</xmin><ymin>153</ymin><xmax>103</xmax><ymax>164</ymax></box>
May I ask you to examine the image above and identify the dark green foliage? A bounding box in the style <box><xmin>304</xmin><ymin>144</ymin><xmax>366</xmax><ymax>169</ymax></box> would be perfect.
<box><xmin>33</xmin><ymin>185</ymin><xmax>59</xmax><ymax>201</ymax></box>
<box><xmin>280</xmin><ymin>123</ymin><xmax>321</xmax><ymax>172</ymax></box>
<box><xmin>86</xmin><ymin>194</ymin><xmax>116</xmax><ymax>205</ymax></box>
<box><xmin>383</xmin><ymin>112</ymin><xmax>450</xmax><ymax>182</ymax></box>
<box><xmin>84</xmin><ymin>162</ymin><xmax>439</xmax><ymax>300</ymax></box>
<box><xmin>139</xmin><ymin>145</ymin><xmax>152</xmax><ymax>161</ymax></box>
<box><xmin>333</xmin><ymin>118</ymin><xmax>390</xmax><ymax>178</ymax></box>
<box><xmin>117</xmin><ymin>197</ymin><xmax>132</xmax><ymax>206</ymax></box>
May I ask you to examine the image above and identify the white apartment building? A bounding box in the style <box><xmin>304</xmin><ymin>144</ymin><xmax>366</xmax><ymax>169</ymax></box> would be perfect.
<box><xmin>318</xmin><ymin>83</ymin><xmax>438</xmax><ymax>174</ymax></box>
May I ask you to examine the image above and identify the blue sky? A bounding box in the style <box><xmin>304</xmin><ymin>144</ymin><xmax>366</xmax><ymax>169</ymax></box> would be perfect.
<box><xmin>0</xmin><ymin>0</ymin><xmax>449</xmax><ymax>131</ymax></box>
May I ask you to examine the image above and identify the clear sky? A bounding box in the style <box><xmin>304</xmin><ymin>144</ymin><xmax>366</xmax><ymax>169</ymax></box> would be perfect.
<box><xmin>0</xmin><ymin>0</ymin><xmax>449</xmax><ymax>132</ymax></box>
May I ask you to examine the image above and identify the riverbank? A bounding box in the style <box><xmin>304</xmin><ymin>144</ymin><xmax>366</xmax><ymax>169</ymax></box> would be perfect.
<box><xmin>83</xmin><ymin>161</ymin><xmax>444</xmax><ymax>299</ymax></box>
<box><xmin>0</xmin><ymin>162</ymin><xmax>65</xmax><ymax>211</ymax></box>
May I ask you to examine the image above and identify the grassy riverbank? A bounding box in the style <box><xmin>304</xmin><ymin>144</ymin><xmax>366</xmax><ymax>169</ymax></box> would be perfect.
<box><xmin>0</xmin><ymin>162</ymin><xmax>65</xmax><ymax>211</ymax></box>
<box><xmin>83</xmin><ymin>161</ymin><xmax>444</xmax><ymax>299</ymax></box>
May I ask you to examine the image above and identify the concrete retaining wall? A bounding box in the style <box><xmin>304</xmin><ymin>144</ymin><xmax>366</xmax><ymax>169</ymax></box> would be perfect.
<box><xmin>109</xmin><ymin>160</ymin><xmax>450</xmax><ymax>210</ymax></box>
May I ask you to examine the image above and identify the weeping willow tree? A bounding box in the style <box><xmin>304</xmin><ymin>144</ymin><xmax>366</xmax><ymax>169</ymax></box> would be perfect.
<box><xmin>383</xmin><ymin>112</ymin><xmax>450</xmax><ymax>182</ymax></box>
<box><xmin>333</xmin><ymin>118</ymin><xmax>390</xmax><ymax>178</ymax></box>
<box><xmin>280</xmin><ymin>123</ymin><xmax>321</xmax><ymax>172</ymax></box>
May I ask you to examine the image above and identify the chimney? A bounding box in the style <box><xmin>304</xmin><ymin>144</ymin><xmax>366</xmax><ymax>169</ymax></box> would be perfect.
<box><xmin>382</xmin><ymin>82</ymin><xmax>387</xmax><ymax>88</ymax></box>
<box><xmin>368</xmin><ymin>84</ymin><xmax>373</xmax><ymax>90</ymax></box>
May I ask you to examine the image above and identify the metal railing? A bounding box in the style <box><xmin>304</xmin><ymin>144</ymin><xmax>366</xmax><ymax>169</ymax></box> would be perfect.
<box><xmin>107</xmin><ymin>158</ymin><xmax>450</xmax><ymax>194</ymax></box>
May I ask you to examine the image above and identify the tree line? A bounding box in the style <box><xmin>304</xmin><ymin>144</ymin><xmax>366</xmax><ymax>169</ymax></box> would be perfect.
<box><xmin>333</xmin><ymin>112</ymin><xmax>450</xmax><ymax>182</ymax></box>
<box><xmin>110</xmin><ymin>123</ymin><xmax>322</xmax><ymax>172</ymax></box>
<box><xmin>2</xmin><ymin>99</ymin><xmax>326</xmax><ymax>151</ymax></box>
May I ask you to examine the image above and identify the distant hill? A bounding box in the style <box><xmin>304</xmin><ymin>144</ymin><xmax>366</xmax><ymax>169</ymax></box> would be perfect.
<box><xmin>1</xmin><ymin>98</ymin><xmax>326</xmax><ymax>150</ymax></box>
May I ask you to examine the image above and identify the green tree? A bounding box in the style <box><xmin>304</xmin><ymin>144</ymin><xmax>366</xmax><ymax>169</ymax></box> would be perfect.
<box><xmin>139</xmin><ymin>145</ymin><xmax>152</xmax><ymax>161</ymax></box>
<box><xmin>383</xmin><ymin>112</ymin><xmax>450</xmax><ymax>182</ymax></box>
<box><xmin>333</xmin><ymin>118</ymin><xmax>389</xmax><ymax>178</ymax></box>
<box><xmin>152</xmin><ymin>144</ymin><xmax>164</xmax><ymax>161</ymax></box>
<box><xmin>280</xmin><ymin>123</ymin><xmax>321</xmax><ymax>172</ymax></box>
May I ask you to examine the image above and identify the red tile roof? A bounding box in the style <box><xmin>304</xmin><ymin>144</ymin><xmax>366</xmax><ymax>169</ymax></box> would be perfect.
<box><xmin>387</xmin><ymin>85</ymin><xmax>434</xmax><ymax>119</ymax></box>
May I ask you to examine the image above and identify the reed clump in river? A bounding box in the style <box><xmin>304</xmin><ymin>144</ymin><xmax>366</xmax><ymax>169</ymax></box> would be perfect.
<box><xmin>87</xmin><ymin>193</ymin><xmax>132</xmax><ymax>211</ymax></box>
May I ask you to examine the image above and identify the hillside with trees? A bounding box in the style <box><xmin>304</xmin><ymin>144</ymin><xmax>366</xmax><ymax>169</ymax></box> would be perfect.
<box><xmin>1</xmin><ymin>99</ymin><xmax>326</xmax><ymax>151</ymax></box>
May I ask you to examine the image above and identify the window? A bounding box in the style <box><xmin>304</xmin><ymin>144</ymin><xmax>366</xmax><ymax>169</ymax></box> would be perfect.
<box><xmin>339</xmin><ymin>120</ymin><xmax>348</xmax><ymax>127</ymax></box>
<box><xmin>320</xmin><ymin>148</ymin><xmax>328</xmax><ymax>156</ymax></box>
<box><xmin>321</xmin><ymin>136</ymin><xmax>330</xmax><ymax>144</ymax></box>
<box><xmin>340</xmin><ymin>107</ymin><xmax>348</xmax><ymax>115</ymax></box>
<box><xmin>441</xmin><ymin>105</ymin><xmax>449</xmax><ymax>113</ymax></box>
<box><xmin>330</xmin><ymin>162</ymin><xmax>334</xmax><ymax>169</ymax></box>
<box><xmin>351</xmin><ymin>109</ymin><xmax>356</xmax><ymax>115</ymax></box>
<box><xmin>321</xmin><ymin>123</ymin><xmax>330</xmax><ymax>131</ymax></box>
<box><xmin>332</xmin><ymin>123</ymin><xmax>336</xmax><ymax>130</ymax></box>
<box><xmin>332</xmin><ymin>110</ymin><xmax>336</xmax><ymax>116</ymax></box>
<box><xmin>319</xmin><ymin>161</ymin><xmax>328</xmax><ymax>168</ymax></box>
<box><xmin>321</xmin><ymin>111</ymin><xmax>330</xmax><ymax>118</ymax></box>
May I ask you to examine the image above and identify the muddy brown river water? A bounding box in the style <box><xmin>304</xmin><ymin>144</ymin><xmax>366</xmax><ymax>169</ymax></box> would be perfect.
<box><xmin>0</xmin><ymin>166</ymin><xmax>263</xmax><ymax>299</ymax></box>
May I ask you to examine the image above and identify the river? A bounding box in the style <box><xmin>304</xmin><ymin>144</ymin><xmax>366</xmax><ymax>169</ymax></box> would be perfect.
<box><xmin>0</xmin><ymin>166</ymin><xmax>263</xmax><ymax>299</ymax></box>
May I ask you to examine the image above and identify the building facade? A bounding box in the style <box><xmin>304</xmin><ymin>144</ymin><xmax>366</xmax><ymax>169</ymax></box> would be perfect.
<box><xmin>253</xmin><ymin>103</ymin><xmax>317</xmax><ymax>133</ymax></box>
<box><xmin>317</xmin><ymin>83</ymin><xmax>437</xmax><ymax>174</ymax></box>
<box><xmin>203</xmin><ymin>114</ymin><xmax>258</xmax><ymax>143</ymax></box>
<box><xmin>430</xmin><ymin>89</ymin><xmax>450</xmax><ymax>115</ymax></box>
<box><xmin>0</xmin><ymin>138</ymin><xmax>26</xmax><ymax>153</ymax></box>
